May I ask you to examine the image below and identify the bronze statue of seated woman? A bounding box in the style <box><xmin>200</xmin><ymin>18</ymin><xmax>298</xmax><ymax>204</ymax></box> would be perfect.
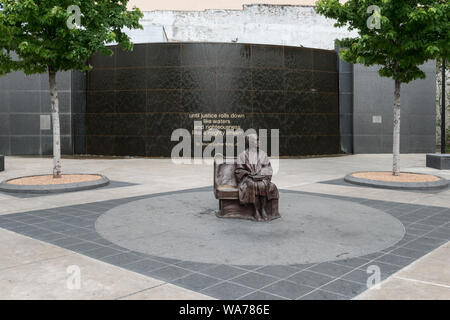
<box><xmin>214</xmin><ymin>134</ymin><xmax>280</xmax><ymax>222</ymax></box>
<box><xmin>235</xmin><ymin>134</ymin><xmax>280</xmax><ymax>221</ymax></box>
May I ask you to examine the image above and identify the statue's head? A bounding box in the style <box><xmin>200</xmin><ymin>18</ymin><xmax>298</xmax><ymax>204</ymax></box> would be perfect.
<box><xmin>245</xmin><ymin>133</ymin><xmax>258</xmax><ymax>151</ymax></box>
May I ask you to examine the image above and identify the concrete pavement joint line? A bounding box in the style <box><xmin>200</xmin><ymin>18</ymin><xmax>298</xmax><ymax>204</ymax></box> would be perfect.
<box><xmin>0</xmin><ymin>253</ymin><xmax>74</xmax><ymax>272</ymax></box>
<box><xmin>114</xmin><ymin>283</ymin><xmax>168</xmax><ymax>300</ymax></box>
<box><xmin>393</xmin><ymin>276</ymin><xmax>450</xmax><ymax>289</ymax></box>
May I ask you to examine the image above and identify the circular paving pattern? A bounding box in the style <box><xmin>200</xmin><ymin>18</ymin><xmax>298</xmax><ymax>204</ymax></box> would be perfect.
<box><xmin>95</xmin><ymin>191</ymin><xmax>405</xmax><ymax>266</ymax></box>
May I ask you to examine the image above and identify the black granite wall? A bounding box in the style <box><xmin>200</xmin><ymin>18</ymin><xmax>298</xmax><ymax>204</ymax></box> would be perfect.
<box><xmin>83</xmin><ymin>43</ymin><xmax>340</xmax><ymax>157</ymax></box>
<box><xmin>0</xmin><ymin>70</ymin><xmax>73</xmax><ymax>156</ymax></box>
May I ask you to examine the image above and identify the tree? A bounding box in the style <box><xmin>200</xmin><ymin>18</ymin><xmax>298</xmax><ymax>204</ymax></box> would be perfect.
<box><xmin>316</xmin><ymin>0</ymin><xmax>449</xmax><ymax>175</ymax></box>
<box><xmin>0</xmin><ymin>0</ymin><xmax>143</xmax><ymax>177</ymax></box>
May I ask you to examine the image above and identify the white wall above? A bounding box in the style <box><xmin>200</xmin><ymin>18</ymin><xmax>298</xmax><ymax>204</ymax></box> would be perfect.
<box><xmin>124</xmin><ymin>5</ymin><xmax>356</xmax><ymax>50</ymax></box>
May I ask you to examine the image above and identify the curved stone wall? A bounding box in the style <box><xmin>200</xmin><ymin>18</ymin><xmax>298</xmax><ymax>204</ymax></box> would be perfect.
<box><xmin>84</xmin><ymin>42</ymin><xmax>340</xmax><ymax>157</ymax></box>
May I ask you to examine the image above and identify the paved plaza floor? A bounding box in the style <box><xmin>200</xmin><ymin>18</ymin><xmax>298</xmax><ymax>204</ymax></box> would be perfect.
<box><xmin>0</xmin><ymin>154</ymin><xmax>449</xmax><ymax>300</ymax></box>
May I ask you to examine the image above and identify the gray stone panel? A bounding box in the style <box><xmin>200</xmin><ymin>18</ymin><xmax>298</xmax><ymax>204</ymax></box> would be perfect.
<box><xmin>8</xmin><ymin>92</ymin><xmax>41</xmax><ymax>113</ymax></box>
<box><xmin>0</xmin><ymin>136</ymin><xmax>10</xmax><ymax>155</ymax></box>
<box><xmin>9</xmin><ymin>114</ymin><xmax>41</xmax><ymax>135</ymax></box>
<box><xmin>40</xmin><ymin>91</ymin><xmax>71</xmax><ymax>114</ymax></box>
<box><xmin>0</xmin><ymin>70</ymin><xmax>73</xmax><ymax>156</ymax></box>
<box><xmin>337</xmin><ymin>48</ymin><xmax>354</xmax><ymax>154</ymax></box>
<box><xmin>0</xmin><ymin>114</ymin><xmax>10</xmax><ymax>135</ymax></box>
<box><xmin>41</xmin><ymin>135</ymin><xmax>73</xmax><ymax>155</ymax></box>
<box><xmin>10</xmin><ymin>136</ymin><xmax>40</xmax><ymax>155</ymax></box>
<box><xmin>353</xmin><ymin>62</ymin><xmax>436</xmax><ymax>153</ymax></box>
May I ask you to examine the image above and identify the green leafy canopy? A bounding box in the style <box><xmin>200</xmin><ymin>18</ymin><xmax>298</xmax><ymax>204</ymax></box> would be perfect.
<box><xmin>316</xmin><ymin>0</ymin><xmax>449</xmax><ymax>83</ymax></box>
<box><xmin>0</xmin><ymin>0</ymin><xmax>143</xmax><ymax>75</ymax></box>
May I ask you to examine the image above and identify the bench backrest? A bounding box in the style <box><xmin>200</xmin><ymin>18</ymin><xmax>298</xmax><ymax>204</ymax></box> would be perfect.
<box><xmin>214</xmin><ymin>158</ymin><xmax>238</xmax><ymax>189</ymax></box>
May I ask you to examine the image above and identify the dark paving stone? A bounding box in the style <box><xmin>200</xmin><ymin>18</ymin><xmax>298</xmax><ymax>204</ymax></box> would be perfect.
<box><xmin>299</xmin><ymin>289</ymin><xmax>348</xmax><ymax>300</ymax></box>
<box><xmin>14</xmin><ymin>210</ymin><xmax>54</xmax><ymax>217</ymax></box>
<box><xmin>240</xmin><ymin>291</ymin><xmax>288</xmax><ymax>300</ymax></box>
<box><xmin>10</xmin><ymin>215</ymin><xmax>48</xmax><ymax>224</ymax></box>
<box><xmin>78</xmin><ymin>215</ymin><xmax>101</xmax><ymax>222</ymax></box>
<box><xmin>99</xmin><ymin>252</ymin><xmax>145</xmax><ymax>266</ymax></box>
<box><xmin>173</xmin><ymin>260</ymin><xmax>216</xmax><ymax>272</ymax></box>
<box><xmin>417</xmin><ymin>236</ymin><xmax>448</xmax><ymax>246</ymax></box>
<box><xmin>393</xmin><ymin>234</ymin><xmax>418</xmax><ymax>247</ymax></box>
<box><xmin>66</xmin><ymin>241</ymin><xmax>103</xmax><ymax>253</ymax></box>
<box><xmin>358</xmin><ymin>261</ymin><xmax>398</xmax><ymax>279</ymax></box>
<box><xmin>411</xmin><ymin>206</ymin><xmax>448</xmax><ymax>216</ymax></box>
<box><xmin>406</xmin><ymin>228</ymin><xmax>431</xmax><ymax>236</ymax></box>
<box><xmin>6</xmin><ymin>223</ymin><xmax>36</xmax><ymax>232</ymax></box>
<box><xmin>403</xmin><ymin>238</ymin><xmax>445</xmax><ymax>251</ymax></box>
<box><xmin>390</xmin><ymin>247</ymin><xmax>428</xmax><ymax>259</ymax></box>
<box><xmin>287</xmin><ymin>270</ymin><xmax>334</xmax><ymax>288</ymax></box>
<box><xmin>288</xmin><ymin>263</ymin><xmax>315</xmax><ymax>270</ymax></box>
<box><xmin>102</xmin><ymin>242</ymin><xmax>128</xmax><ymax>251</ymax></box>
<box><xmin>33</xmin><ymin>232</ymin><xmax>66</xmax><ymax>242</ymax></box>
<box><xmin>418</xmin><ymin>217</ymin><xmax>450</xmax><ymax>227</ymax></box>
<box><xmin>50</xmin><ymin>237</ymin><xmax>85</xmax><ymax>247</ymax></box>
<box><xmin>124</xmin><ymin>258</ymin><xmax>168</xmax><ymax>274</ymax></box>
<box><xmin>21</xmin><ymin>227</ymin><xmax>54</xmax><ymax>237</ymax></box>
<box><xmin>201</xmin><ymin>265</ymin><xmax>247</xmax><ymax>280</ymax></box>
<box><xmin>147</xmin><ymin>266</ymin><xmax>193</xmax><ymax>282</ymax></box>
<box><xmin>409</xmin><ymin>223</ymin><xmax>437</xmax><ymax>231</ymax></box>
<box><xmin>60</xmin><ymin>218</ymin><xmax>93</xmax><ymax>228</ymax></box>
<box><xmin>426</xmin><ymin>230</ymin><xmax>450</xmax><ymax>241</ymax></box>
<box><xmin>399</xmin><ymin>215</ymin><xmax>424</xmax><ymax>224</ymax></box>
<box><xmin>59</xmin><ymin>228</ymin><xmax>93</xmax><ymax>237</ymax></box>
<box><xmin>342</xmin><ymin>269</ymin><xmax>371</xmax><ymax>284</ymax></box>
<box><xmin>235</xmin><ymin>265</ymin><xmax>261</xmax><ymax>271</ymax></box>
<box><xmin>35</xmin><ymin>213</ymin><xmax>68</xmax><ymax>221</ymax></box>
<box><xmin>5</xmin><ymin>213</ymin><xmax>33</xmax><ymax>219</ymax></box>
<box><xmin>360</xmin><ymin>200</ymin><xmax>395</xmax><ymax>210</ymax></box>
<box><xmin>202</xmin><ymin>282</ymin><xmax>255</xmax><ymax>300</ymax></box>
<box><xmin>146</xmin><ymin>255</ymin><xmax>180</xmax><ymax>265</ymax></box>
<box><xmin>0</xmin><ymin>221</ymin><xmax>17</xmax><ymax>228</ymax></box>
<box><xmin>309</xmin><ymin>262</ymin><xmax>354</xmax><ymax>277</ymax></box>
<box><xmin>75</xmin><ymin>231</ymin><xmax>103</xmax><ymax>241</ymax></box>
<box><xmin>321</xmin><ymin>279</ymin><xmax>367</xmax><ymax>298</ymax></box>
<box><xmin>332</xmin><ymin>258</ymin><xmax>370</xmax><ymax>268</ymax></box>
<box><xmin>261</xmin><ymin>280</ymin><xmax>314</xmax><ymax>300</ymax></box>
<box><xmin>83</xmin><ymin>246</ymin><xmax>124</xmax><ymax>259</ymax></box>
<box><xmin>254</xmin><ymin>265</ymin><xmax>300</xmax><ymax>279</ymax></box>
<box><xmin>384</xmin><ymin>204</ymin><xmax>424</xmax><ymax>216</ymax></box>
<box><xmin>230</xmin><ymin>272</ymin><xmax>279</xmax><ymax>290</ymax></box>
<box><xmin>42</xmin><ymin>223</ymin><xmax>79</xmax><ymax>233</ymax></box>
<box><xmin>92</xmin><ymin>237</ymin><xmax>119</xmax><ymax>247</ymax></box>
<box><xmin>173</xmin><ymin>273</ymin><xmax>222</xmax><ymax>291</ymax></box>
<box><xmin>375</xmin><ymin>254</ymin><xmax>415</xmax><ymax>267</ymax></box>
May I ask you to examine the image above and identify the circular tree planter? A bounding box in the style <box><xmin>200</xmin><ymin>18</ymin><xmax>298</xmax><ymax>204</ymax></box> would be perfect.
<box><xmin>344</xmin><ymin>171</ymin><xmax>448</xmax><ymax>190</ymax></box>
<box><xmin>0</xmin><ymin>174</ymin><xmax>110</xmax><ymax>194</ymax></box>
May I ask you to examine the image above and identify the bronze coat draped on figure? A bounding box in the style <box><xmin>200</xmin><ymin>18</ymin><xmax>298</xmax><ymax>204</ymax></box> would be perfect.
<box><xmin>235</xmin><ymin>144</ymin><xmax>280</xmax><ymax>221</ymax></box>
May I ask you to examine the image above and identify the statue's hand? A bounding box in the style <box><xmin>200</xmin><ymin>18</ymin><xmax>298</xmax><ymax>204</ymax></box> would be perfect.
<box><xmin>250</xmin><ymin>175</ymin><xmax>265</xmax><ymax>181</ymax></box>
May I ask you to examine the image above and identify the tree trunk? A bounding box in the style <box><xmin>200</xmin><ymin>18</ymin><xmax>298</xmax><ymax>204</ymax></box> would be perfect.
<box><xmin>49</xmin><ymin>71</ymin><xmax>62</xmax><ymax>178</ymax></box>
<box><xmin>393</xmin><ymin>80</ymin><xmax>401</xmax><ymax>176</ymax></box>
